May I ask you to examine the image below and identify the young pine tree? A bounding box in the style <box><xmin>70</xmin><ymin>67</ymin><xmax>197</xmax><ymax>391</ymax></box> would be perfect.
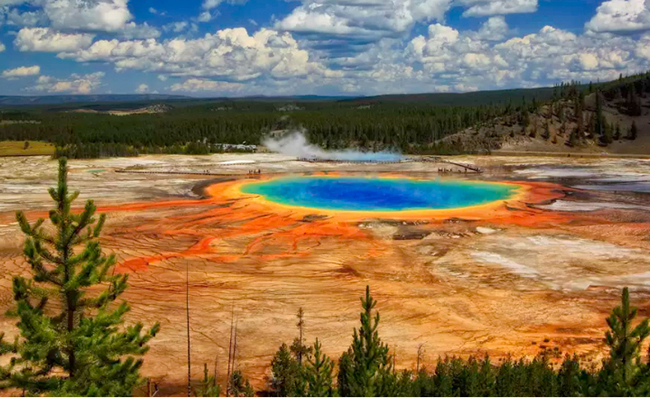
<box><xmin>477</xmin><ymin>355</ymin><xmax>496</xmax><ymax>396</ymax></box>
<box><xmin>269</xmin><ymin>343</ymin><xmax>301</xmax><ymax>397</ymax></box>
<box><xmin>596</xmin><ymin>287</ymin><xmax>650</xmax><ymax>396</ymax></box>
<box><xmin>305</xmin><ymin>339</ymin><xmax>334</xmax><ymax>397</ymax></box>
<box><xmin>0</xmin><ymin>158</ymin><xmax>159</xmax><ymax>396</ymax></box>
<box><xmin>343</xmin><ymin>285</ymin><xmax>394</xmax><ymax>397</ymax></box>
<box><xmin>433</xmin><ymin>358</ymin><xmax>453</xmax><ymax>396</ymax></box>
<box><xmin>289</xmin><ymin>307</ymin><xmax>310</xmax><ymax>395</ymax></box>
<box><xmin>229</xmin><ymin>370</ymin><xmax>254</xmax><ymax>397</ymax></box>
<box><xmin>337</xmin><ymin>350</ymin><xmax>353</xmax><ymax>397</ymax></box>
<box><xmin>194</xmin><ymin>363</ymin><xmax>220</xmax><ymax>397</ymax></box>
<box><xmin>292</xmin><ymin>308</ymin><xmax>308</xmax><ymax>366</ymax></box>
<box><xmin>527</xmin><ymin>355</ymin><xmax>558</xmax><ymax>396</ymax></box>
<box><xmin>558</xmin><ymin>354</ymin><xmax>584</xmax><ymax>397</ymax></box>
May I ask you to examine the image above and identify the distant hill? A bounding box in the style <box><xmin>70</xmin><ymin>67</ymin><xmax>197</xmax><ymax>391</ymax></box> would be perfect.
<box><xmin>438</xmin><ymin>74</ymin><xmax>650</xmax><ymax>155</ymax></box>
<box><xmin>0</xmin><ymin>94</ymin><xmax>356</xmax><ymax>111</ymax></box>
<box><xmin>0</xmin><ymin>88</ymin><xmax>559</xmax><ymax>109</ymax></box>
<box><xmin>0</xmin><ymin>94</ymin><xmax>190</xmax><ymax>106</ymax></box>
<box><xmin>343</xmin><ymin>87</ymin><xmax>558</xmax><ymax>106</ymax></box>
<box><xmin>233</xmin><ymin>95</ymin><xmax>354</xmax><ymax>102</ymax></box>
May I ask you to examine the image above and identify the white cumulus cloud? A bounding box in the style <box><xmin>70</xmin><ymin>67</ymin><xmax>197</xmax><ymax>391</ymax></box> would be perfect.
<box><xmin>163</xmin><ymin>21</ymin><xmax>189</xmax><ymax>33</ymax></box>
<box><xmin>30</xmin><ymin>71</ymin><xmax>104</xmax><ymax>94</ymax></box>
<box><xmin>202</xmin><ymin>0</ymin><xmax>247</xmax><ymax>10</ymax></box>
<box><xmin>121</xmin><ymin>22</ymin><xmax>160</xmax><ymax>39</ymax></box>
<box><xmin>59</xmin><ymin>28</ymin><xmax>332</xmax><ymax>82</ymax></box>
<box><xmin>135</xmin><ymin>83</ymin><xmax>149</xmax><ymax>93</ymax></box>
<box><xmin>402</xmin><ymin>22</ymin><xmax>639</xmax><ymax>94</ymax></box>
<box><xmin>44</xmin><ymin>0</ymin><xmax>132</xmax><ymax>32</ymax></box>
<box><xmin>1</xmin><ymin>0</ymin><xmax>158</xmax><ymax>37</ymax></box>
<box><xmin>0</xmin><ymin>0</ymin><xmax>29</xmax><ymax>5</ymax></box>
<box><xmin>4</xmin><ymin>0</ymin><xmax>650</xmax><ymax>96</ymax></box>
<box><xmin>458</xmin><ymin>0</ymin><xmax>538</xmax><ymax>17</ymax></box>
<box><xmin>170</xmin><ymin>78</ymin><xmax>244</xmax><ymax>92</ymax></box>
<box><xmin>14</xmin><ymin>27</ymin><xmax>95</xmax><ymax>52</ymax></box>
<box><xmin>0</xmin><ymin>8</ymin><xmax>47</xmax><ymax>27</ymax></box>
<box><xmin>2</xmin><ymin>65</ymin><xmax>41</xmax><ymax>78</ymax></box>
<box><xmin>474</xmin><ymin>15</ymin><xmax>509</xmax><ymax>41</ymax></box>
<box><xmin>202</xmin><ymin>0</ymin><xmax>223</xmax><ymax>9</ymax></box>
<box><xmin>198</xmin><ymin>10</ymin><xmax>213</xmax><ymax>22</ymax></box>
<box><xmin>585</xmin><ymin>0</ymin><xmax>650</xmax><ymax>34</ymax></box>
<box><xmin>276</xmin><ymin>0</ymin><xmax>452</xmax><ymax>42</ymax></box>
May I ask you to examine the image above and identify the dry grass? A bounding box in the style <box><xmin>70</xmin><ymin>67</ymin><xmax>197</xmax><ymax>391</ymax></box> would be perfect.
<box><xmin>0</xmin><ymin>141</ymin><xmax>54</xmax><ymax>156</ymax></box>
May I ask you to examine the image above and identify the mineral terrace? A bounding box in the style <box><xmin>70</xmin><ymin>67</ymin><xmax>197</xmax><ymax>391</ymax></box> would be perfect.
<box><xmin>1</xmin><ymin>154</ymin><xmax>649</xmax><ymax>395</ymax></box>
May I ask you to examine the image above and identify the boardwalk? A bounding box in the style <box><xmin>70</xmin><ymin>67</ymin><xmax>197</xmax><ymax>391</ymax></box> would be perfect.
<box><xmin>114</xmin><ymin>157</ymin><xmax>482</xmax><ymax>177</ymax></box>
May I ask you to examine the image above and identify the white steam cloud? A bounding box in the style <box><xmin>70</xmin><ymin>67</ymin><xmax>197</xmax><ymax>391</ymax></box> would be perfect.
<box><xmin>263</xmin><ymin>131</ymin><xmax>403</xmax><ymax>162</ymax></box>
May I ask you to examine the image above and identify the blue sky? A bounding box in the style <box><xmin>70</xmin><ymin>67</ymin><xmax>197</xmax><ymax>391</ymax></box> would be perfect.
<box><xmin>1</xmin><ymin>0</ymin><xmax>649</xmax><ymax>96</ymax></box>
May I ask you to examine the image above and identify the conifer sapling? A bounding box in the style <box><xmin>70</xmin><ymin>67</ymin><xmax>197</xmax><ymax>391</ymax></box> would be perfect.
<box><xmin>0</xmin><ymin>158</ymin><xmax>159</xmax><ymax>396</ymax></box>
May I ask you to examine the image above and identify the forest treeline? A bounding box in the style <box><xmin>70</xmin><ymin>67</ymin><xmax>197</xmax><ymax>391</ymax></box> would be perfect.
<box><xmin>2</xmin><ymin>74</ymin><xmax>647</xmax><ymax>159</ymax></box>
<box><xmin>261</xmin><ymin>285</ymin><xmax>650</xmax><ymax>397</ymax></box>
<box><xmin>0</xmin><ymin>100</ymin><xmax>534</xmax><ymax>158</ymax></box>
<box><xmin>2</xmin><ymin>158</ymin><xmax>650</xmax><ymax>397</ymax></box>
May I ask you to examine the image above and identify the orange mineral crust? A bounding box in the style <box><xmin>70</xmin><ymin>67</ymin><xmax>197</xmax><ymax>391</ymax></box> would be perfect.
<box><xmin>213</xmin><ymin>176</ymin><xmax>571</xmax><ymax>224</ymax></box>
<box><xmin>2</xmin><ymin>174</ymin><xmax>650</xmax><ymax>396</ymax></box>
<box><xmin>103</xmin><ymin>177</ymin><xmax>570</xmax><ymax>274</ymax></box>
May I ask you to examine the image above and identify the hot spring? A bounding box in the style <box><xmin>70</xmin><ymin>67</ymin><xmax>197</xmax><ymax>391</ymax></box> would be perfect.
<box><xmin>241</xmin><ymin>177</ymin><xmax>519</xmax><ymax>212</ymax></box>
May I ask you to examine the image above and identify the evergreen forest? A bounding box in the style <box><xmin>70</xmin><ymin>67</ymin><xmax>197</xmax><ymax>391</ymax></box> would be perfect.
<box><xmin>1</xmin><ymin>72</ymin><xmax>648</xmax><ymax>158</ymax></box>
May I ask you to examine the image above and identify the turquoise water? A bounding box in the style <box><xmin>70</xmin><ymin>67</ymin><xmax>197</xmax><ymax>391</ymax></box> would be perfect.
<box><xmin>241</xmin><ymin>177</ymin><xmax>517</xmax><ymax>212</ymax></box>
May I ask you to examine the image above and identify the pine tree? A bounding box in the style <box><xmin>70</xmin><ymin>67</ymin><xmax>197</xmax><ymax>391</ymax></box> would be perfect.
<box><xmin>194</xmin><ymin>363</ymin><xmax>220</xmax><ymax>397</ymax></box>
<box><xmin>541</xmin><ymin>122</ymin><xmax>551</xmax><ymax>140</ymax></box>
<box><xmin>528</xmin><ymin>355</ymin><xmax>558</xmax><ymax>396</ymax></box>
<box><xmin>529</xmin><ymin>122</ymin><xmax>538</xmax><ymax>138</ymax></box>
<box><xmin>586</xmin><ymin>114</ymin><xmax>595</xmax><ymax>139</ymax></box>
<box><xmin>595</xmin><ymin>91</ymin><xmax>605</xmax><ymax>139</ymax></box>
<box><xmin>229</xmin><ymin>370</ymin><xmax>254</xmax><ymax>397</ymax></box>
<box><xmin>305</xmin><ymin>339</ymin><xmax>334</xmax><ymax>397</ymax></box>
<box><xmin>0</xmin><ymin>157</ymin><xmax>159</xmax><ymax>396</ymax></box>
<box><xmin>600</xmin><ymin>120</ymin><xmax>613</xmax><ymax>146</ymax></box>
<box><xmin>291</xmin><ymin>308</ymin><xmax>309</xmax><ymax>367</ymax></box>
<box><xmin>628</xmin><ymin>121</ymin><xmax>638</xmax><ymax>140</ymax></box>
<box><xmin>477</xmin><ymin>355</ymin><xmax>495</xmax><ymax>396</ymax></box>
<box><xmin>289</xmin><ymin>308</ymin><xmax>310</xmax><ymax>395</ymax></box>
<box><xmin>344</xmin><ymin>285</ymin><xmax>393</xmax><ymax>397</ymax></box>
<box><xmin>337</xmin><ymin>350</ymin><xmax>353</xmax><ymax>397</ymax></box>
<box><xmin>433</xmin><ymin>358</ymin><xmax>453</xmax><ymax>396</ymax></box>
<box><xmin>522</xmin><ymin>111</ymin><xmax>530</xmax><ymax>129</ymax></box>
<box><xmin>598</xmin><ymin>287</ymin><xmax>650</xmax><ymax>396</ymax></box>
<box><xmin>566</xmin><ymin>128</ymin><xmax>578</xmax><ymax>147</ymax></box>
<box><xmin>627</xmin><ymin>85</ymin><xmax>643</xmax><ymax>116</ymax></box>
<box><xmin>558</xmin><ymin>355</ymin><xmax>583</xmax><ymax>397</ymax></box>
<box><xmin>614</xmin><ymin>123</ymin><xmax>622</xmax><ymax>141</ymax></box>
<box><xmin>575</xmin><ymin>93</ymin><xmax>584</xmax><ymax>139</ymax></box>
<box><xmin>269</xmin><ymin>343</ymin><xmax>300</xmax><ymax>397</ymax></box>
<box><xmin>459</xmin><ymin>357</ymin><xmax>481</xmax><ymax>396</ymax></box>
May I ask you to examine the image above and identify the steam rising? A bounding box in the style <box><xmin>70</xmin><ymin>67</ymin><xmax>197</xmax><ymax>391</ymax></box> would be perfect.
<box><xmin>263</xmin><ymin>131</ymin><xmax>403</xmax><ymax>162</ymax></box>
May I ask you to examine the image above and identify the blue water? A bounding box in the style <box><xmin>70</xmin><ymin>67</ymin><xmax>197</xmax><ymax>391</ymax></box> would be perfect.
<box><xmin>241</xmin><ymin>177</ymin><xmax>517</xmax><ymax>212</ymax></box>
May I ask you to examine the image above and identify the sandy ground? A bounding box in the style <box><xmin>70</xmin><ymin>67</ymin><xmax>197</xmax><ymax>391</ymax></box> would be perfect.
<box><xmin>1</xmin><ymin>154</ymin><xmax>650</xmax><ymax>395</ymax></box>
